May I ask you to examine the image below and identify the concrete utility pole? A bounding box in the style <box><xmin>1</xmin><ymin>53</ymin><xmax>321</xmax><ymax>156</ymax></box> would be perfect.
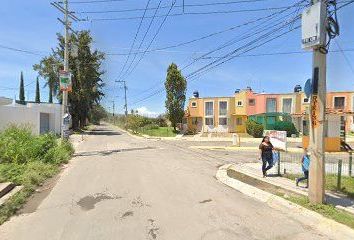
<box><xmin>308</xmin><ymin>0</ymin><xmax>327</xmax><ymax>204</ymax></box>
<box><xmin>62</xmin><ymin>0</ymin><xmax>69</xmax><ymax>140</ymax></box>
<box><xmin>116</xmin><ymin>80</ymin><xmax>128</xmax><ymax>117</ymax></box>
<box><xmin>112</xmin><ymin>100</ymin><xmax>115</xmax><ymax>116</ymax></box>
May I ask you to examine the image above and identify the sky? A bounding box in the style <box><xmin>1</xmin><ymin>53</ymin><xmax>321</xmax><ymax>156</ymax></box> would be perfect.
<box><xmin>0</xmin><ymin>0</ymin><xmax>353</xmax><ymax>115</ymax></box>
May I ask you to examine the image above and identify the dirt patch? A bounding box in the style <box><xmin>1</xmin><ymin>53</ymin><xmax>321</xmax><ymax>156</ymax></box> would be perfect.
<box><xmin>77</xmin><ymin>193</ymin><xmax>121</xmax><ymax>211</ymax></box>
<box><xmin>18</xmin><ymin>167</ymin><xmax>64</xmax><ymax>214</ymax></box>
<box><xmin>226</xmin><ymin>169</ymin><xmax>301</xmax><ymax>198</ymax></box>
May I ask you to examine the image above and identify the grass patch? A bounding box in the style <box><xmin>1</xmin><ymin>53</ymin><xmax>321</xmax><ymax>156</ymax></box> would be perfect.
<box><xmin>227</xmin><ymin>168</ymin><xmax>354</xmax><ymax>229</ymax></box>
<box><xmin>0</xmin><ymin>125</ymin><xmax>74</xmax><ymax>225</ymax></box>
<box><xmin>286</xmin><ymin>195</ymin><xmax>354</xmax><ymax>229</ymax></box>
<box><xmin>139</xmin><ymin>127</ymin><xmax>177</xmax><ymax>137</ymax></box>
<box><xmin>284</xmin><ymin>173</ymin><xmax>354</xmax><ymax>198</ymax></box>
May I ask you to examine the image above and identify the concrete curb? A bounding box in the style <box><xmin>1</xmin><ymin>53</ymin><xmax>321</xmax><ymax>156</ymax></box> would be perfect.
<box><xmin>216</xmin><ymin>164</ymin><xmax>354</xmax><ymax>239</ymax></box>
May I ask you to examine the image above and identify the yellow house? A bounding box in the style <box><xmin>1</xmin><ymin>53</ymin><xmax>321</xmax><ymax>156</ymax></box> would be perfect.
<box><xmin>233</xmin><ymin>89</ymin><xmax>248</xmax><ymax>133</ymax></box>
<box><xmin>185</xmin><ymin>91</ymin><xmax>242</xmax><ymax>133</ymax></box>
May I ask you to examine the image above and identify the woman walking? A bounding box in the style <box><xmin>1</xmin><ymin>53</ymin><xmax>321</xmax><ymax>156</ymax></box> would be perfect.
<box><xmin>259</xmin><ymin>136</ymin><xmax>274</xmax><ymax>177</ymax></box>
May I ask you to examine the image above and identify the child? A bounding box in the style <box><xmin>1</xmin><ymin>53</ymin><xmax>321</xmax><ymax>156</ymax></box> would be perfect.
<box><xmin>296</xmin><ymin>149</ymin><xmax>310</xmax><ymax>187</ymax></box>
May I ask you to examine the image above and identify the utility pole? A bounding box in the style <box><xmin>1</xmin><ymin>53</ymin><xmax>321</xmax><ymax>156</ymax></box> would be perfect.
<box><xmin>302</xmin><ymin>0</ymin><xmax>329</xmax><ymax>204</ymax></box>
<box><xmin>62</xmin><ymin>0</ymin><xmax>69</xmax><ymax>140</ymax></box>
<box><xmin>111</xmin><ymin>100</ymin><xmax>115</xmax><ymax>116</ymax></box>
<box><xmin>116</xmin><ymin>80</ymin><xmax>128</xmax><ymax>117</ymax></box>
<box><xmin>52</xmin><ymin>1</ymin><xmax>80</xmax><ymax>139</ymax></box>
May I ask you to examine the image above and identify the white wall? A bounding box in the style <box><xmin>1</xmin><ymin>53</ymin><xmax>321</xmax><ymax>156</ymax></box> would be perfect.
<box><xmin>0</xmin><ymin>103</ymin><xmax>62</xmax><ymax>135</ymax></box>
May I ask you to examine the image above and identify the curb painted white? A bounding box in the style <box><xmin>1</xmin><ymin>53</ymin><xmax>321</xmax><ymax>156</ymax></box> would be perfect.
<box><xmin>216</xmin><ymin>164</ymin><xmax>354</xmax><ymax>239</ymax></box>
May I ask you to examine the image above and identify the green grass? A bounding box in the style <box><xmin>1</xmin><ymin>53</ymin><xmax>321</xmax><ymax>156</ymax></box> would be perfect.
<box><xmin>284</xmin><ymin>173</ymin><xmax>354</xmax><ymax>198</ymax></box>
<box><xmin>139</xmin><ymin>127</ymin><xmax>177</xmax><ymax>137</ymax></box>
<box><xmin>0</xmin><ymin>125</ymin><xmax>74</xmax><ymax>225</ymax></box>
<box><xmin>285</xmin><ymin>194</ymin><xmax>354</xmax><ymax>229</ymax></box>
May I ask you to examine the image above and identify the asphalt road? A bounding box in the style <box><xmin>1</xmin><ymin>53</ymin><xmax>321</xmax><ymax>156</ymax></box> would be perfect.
<box><xmin>0</xmin><ymin>124</ymin><xmax>333</xmax><ymax>240</ymax></box>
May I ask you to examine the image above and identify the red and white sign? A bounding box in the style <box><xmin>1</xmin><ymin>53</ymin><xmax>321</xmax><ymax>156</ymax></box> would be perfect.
<box><xmin>264</xmin><ymin>130</ymin><xmax>287</xmax><ymax>151</ymax></box>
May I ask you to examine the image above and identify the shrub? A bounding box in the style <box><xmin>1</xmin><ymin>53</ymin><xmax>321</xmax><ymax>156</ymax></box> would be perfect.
<box><xmin>245</xmin><ymin>120</ymin><xmax>264</xmax><ymax>138</ymax></box>
<box><xmin>144</xmin><ymin>124</ymin><xmax>159</xmax><ymax>130</ymax></box>
<box><xmin>274</xmin><ymin>121</ymin><xmax>298</xmax><ymax>137</ymax></box>
<box><xmin>0</xmin><ymin>125</ymin><xmax>34</xmax><ymax>164</ymax></box>
<box><xmin>42</xmin><ymin>140</ymin><xmax>74</xmax><ymax>165</ymax></box>
<box><xmin>154</xmin><ymin>115</ymin><xmax>168</xmax><ymax>127</ymax></box>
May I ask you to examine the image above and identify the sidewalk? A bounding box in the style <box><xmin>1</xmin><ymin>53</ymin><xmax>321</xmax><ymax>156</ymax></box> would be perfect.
<box><xmin>190</xmin><ymin>145</ymin><xmax>304</xmax><ymax>153</ymax></box>
<box><xmin>230</xmin><ymin>163</ymin><xmax>354</xmax><ymax>215</ymax></box>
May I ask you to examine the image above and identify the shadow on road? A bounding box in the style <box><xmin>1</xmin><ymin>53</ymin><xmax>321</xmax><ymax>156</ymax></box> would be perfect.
<box><xmin>74</xmin><ymin>146</ymin><xmax>155</xmax><ymax>157</ymax></box>
<box><xmin>84</xmin><ymin>129</ymin><xmax>122</xmax><ymax>136</ymax></box>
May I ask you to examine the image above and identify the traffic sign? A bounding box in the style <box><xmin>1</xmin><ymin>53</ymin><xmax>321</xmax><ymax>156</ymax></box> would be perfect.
<box><xmin>59</xmin><ymin>70</ymin><xmax>72</xmax><ymax>92</ymax></box>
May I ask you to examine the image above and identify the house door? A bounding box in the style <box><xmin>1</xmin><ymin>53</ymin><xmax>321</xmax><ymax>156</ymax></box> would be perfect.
<box><xmin>40</xmin><ymin>113</ymin><xmax>50</xmax><ymax>134</ymax></box>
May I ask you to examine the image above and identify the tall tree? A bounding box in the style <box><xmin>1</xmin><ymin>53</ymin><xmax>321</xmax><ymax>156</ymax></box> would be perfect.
<box><xmin>33</xmin><ymin>56</ymin><xmax>60</xmax><ymax>104</ymax></box>
<box><xmin>19</xmin><ymin>71</ymin><xmax>25</xmax><ymax>104</ymax></box>
<box><xmin>35</xmin><ymin>77</ymin><xmax>40</xmax><ymax>103</ymax></box>
<box><xmin>164</xmin><ymin>63</ymin><xmax>187</xmax><ymax>131</ymax></box>
<box><xmin>34</xmin><ymin>31</ymin><xmax>105</xmax><ymax>129</ymax></box>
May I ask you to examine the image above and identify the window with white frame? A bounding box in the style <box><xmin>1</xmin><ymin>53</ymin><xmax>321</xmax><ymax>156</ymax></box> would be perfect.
<box><xmin>334</xmin><ymin>97</ymin><xmax>345</xmax><ymax>109</ymax></box>
<box><xmin>205</xmin><ymin>101</ymin><xmax>214</xmax><ymax>116</ymax></box>
<box><xmin>205</xmin><ymin>117</ymin><xmax>214</xmax><ymax>126</ymax></box>
<box><xmin>248</xmin><ymin>99</ymin><xmax>255</xmax><ymax>106</ymax></box>
<box><xmin>237</xmin><ymin>100</ymin><xmax>243</xmax><ymax>107</ymax></box>
<box><xmin>191</xmin><ymin>101</ymin><xmax>197</xmax><ymax>108</ymax></box>
<box><xmin>219</xmin><ymin>101</ymin><xmax>227</xmax><ymax>116</ymax></box>
<box><xmin>282</xmin><ymin>98</ymin><xmax>292</xmax><ymax>114</ymax></box>
<box><xmin>219</xmin><ymin>117</ymin><xmax>227</xmax><ymax>126</ymax></box>
<box><xmin>266</xmin><ymin>98</ymin><xmax>277</xmax><ymax>113</ymax></box>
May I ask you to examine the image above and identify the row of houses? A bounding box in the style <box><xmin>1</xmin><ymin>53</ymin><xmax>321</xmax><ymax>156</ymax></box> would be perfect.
<box><xmin>184</xmin><ymin>86</ymin><xmax>354</xmax><ymax>136</ymax></box>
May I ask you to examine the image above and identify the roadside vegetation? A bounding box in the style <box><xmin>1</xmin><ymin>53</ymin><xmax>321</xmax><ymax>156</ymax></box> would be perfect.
<box><xmin>227</xmin><ymin>169</ymin><xmax>354</xmax><ymax>229</ymax></box>
<box><xmin>107</xmin><ymin>114</ymin><xmax>178</xmax><ymax>137</ymax></box>
<box><xmin>284</xmin><ymin>173</ymin><xmax>354</xmax><ymax>198</ymax></box>
<box><xmin>0</xmin><ymin>125</ymin><xmax>74</xmax><ymax>224</ymax></box>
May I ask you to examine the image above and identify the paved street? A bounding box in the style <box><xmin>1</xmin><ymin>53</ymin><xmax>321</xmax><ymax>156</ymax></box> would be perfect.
<box><xmin>0</xmin><ymin>124</ymin><xmax>334</xmax><ymax>239</ymax></box>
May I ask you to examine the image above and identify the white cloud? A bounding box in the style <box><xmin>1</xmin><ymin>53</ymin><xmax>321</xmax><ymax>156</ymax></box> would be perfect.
<box><xmin>136</xmin><ymin>106</ymin><xmax>159</xmax><ymax>117</ymax></box>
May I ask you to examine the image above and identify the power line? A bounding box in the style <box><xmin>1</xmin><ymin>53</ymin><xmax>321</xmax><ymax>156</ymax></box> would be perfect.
<box><xmin>59</xmin><ymin>0</ymin><xmax>130</xmax><ymax>4</ymax></box>
<box><xmin>118</xmin><ymin>0</ymin><xmax>177</xmax><ymax>81</ymax></box>
<box><xmin>91</xmin><ymin>5</ymin><xmax>307</xmax><ymax>21</ymax></box>
<box><xmin>0</xmin><ymin>44</ymin><xmax>45</xmax><ymax>56</ymax></box>
<box><xmin>80</xmin><ymin>0</ymin><xmax>275</xmax><ymax>14</ymax></box>
<box><xmin>116</xmin><ymin>0</ymin><xmax>152</xmax><ymax>83</ymax></box>
<box><xmin>106</xmin><ymin>2</ymin><xmax>305</xmax><ymax>56</ymax></box>
<box><xmin>130</xmin><ymin>19</ymin><xmax>302</xmax><ymax>106</ymax></box>
<box><xmin>128</xmin><ymin>0</ymin><xmax>306</xmax><ymax>101</ymax></box>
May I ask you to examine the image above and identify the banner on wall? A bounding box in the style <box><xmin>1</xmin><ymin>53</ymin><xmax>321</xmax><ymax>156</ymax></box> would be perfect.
<box><xmin>264</xmin><ymin>130</ymin><xmax>287</xmax><ymax>151</ymax></box>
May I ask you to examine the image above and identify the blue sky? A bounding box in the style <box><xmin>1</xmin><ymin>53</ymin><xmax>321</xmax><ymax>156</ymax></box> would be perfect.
<box><xmin>0</xmin><ymin>0</ymin><xmax>353</xmax><ymax>115</ymax></box>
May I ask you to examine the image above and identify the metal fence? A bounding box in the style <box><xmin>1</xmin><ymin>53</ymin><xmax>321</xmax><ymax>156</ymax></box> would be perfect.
<box><xmin>276</xmin><ymin>151</ymin><xmax>354</xmax><ymax>189</ymax></box>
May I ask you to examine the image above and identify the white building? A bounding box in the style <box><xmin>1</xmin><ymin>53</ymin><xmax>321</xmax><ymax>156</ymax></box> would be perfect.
<box><xmin>0</xmin><ymin>101</ymin><xmax>62</xmax><ymax>135</ymax></box>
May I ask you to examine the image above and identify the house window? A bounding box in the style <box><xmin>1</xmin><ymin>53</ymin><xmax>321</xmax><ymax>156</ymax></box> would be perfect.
<box><xmin>219</xmin><ymin>117</ymin><xmax>227</xmax><ymax>126</ymax></box>
<box><xmin>236</xmin><ymin>117</ymin><xmax>243</xmax><ymax>125</ymax></box>
<box><xmin>191</xmin><ymin>102</ymin><xmax>197</xmax><ymax>108</ymax></box>
<box><xmin>205</xmin><ymin>101</ymin><xmax>214</xmax><ymax>116</ymax></box>
<box><xmin>303</xmin><ymin>98</ymin><xmax>309</xmax><ymax>103</ymax></box>
<box><xmin>282</xmin><ymin>98</ymin><xmax>292</xmax><ymax>114</ymax></box>
<box><xmin>248</xmin><ymin>99</ymin><xmax>255</xmax><ymax>106</ymax></box>
<box><xmin>334</xmin><ymin>97</ymin><xmax>345</xmax><ymax>109</ymax></box>
<box><xmin>205</xmin><ymin>117</ymin><xmax>214</xmax><ymax>126</ymax></box>
<box><xmin>219</xmin><ymin>101</ymin><xmax>227</xmax><ymax>116</ymax></box>
<box><xmin>266</xmin><ymin>98</ymin><xmax>277</xmax><ymax>113</ymax></box>
<box><xmin>237</xmin><ymin>101</ymin><xmax>243</xmax><ymax>107</ymax></box>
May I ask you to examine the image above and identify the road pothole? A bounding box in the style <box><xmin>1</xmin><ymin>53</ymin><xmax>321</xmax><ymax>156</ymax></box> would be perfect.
<box><xmin>77</xmin><ymin>193</ymin><xmax>121</xmax><ymax>211</ymax></box>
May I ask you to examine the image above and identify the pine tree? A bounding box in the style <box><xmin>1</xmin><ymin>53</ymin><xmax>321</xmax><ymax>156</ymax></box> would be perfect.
<box><xmin>164</xmin><ymin>63</ymin><xmax>187</xmax><ymax>131</ymax></box>
<box><xmin>35</xmin><ymin>77</ymin><xmax>40</xmax><ymax>103</ymax></box>
<box><xmin>48</xmin><ymin>84</ymin><xmax>53</xmax><ymax>103</ymax></box>
<box><xmin>19</xmin><ymin>71</ymin><xmax>25</xmax><ymax>104</ymax></box>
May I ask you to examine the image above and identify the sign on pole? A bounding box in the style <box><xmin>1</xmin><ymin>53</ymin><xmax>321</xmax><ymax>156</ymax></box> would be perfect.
<box><xmin>59</xmin><ymin>70</ymin><xmax>72</xmax><ymax>92</ymax></box>
<box><xmin>264</xmin><ymin>130</ymin><xmax>287</xmax><ymax>151</ymax></box>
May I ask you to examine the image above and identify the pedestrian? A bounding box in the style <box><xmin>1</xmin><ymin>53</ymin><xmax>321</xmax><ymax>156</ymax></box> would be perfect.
<box><xmin>259</xmin><ymin>136</ymin><xmax>275</xmax><ymax>177</ymax></box>
<box><xmin>296</xmin><ymin>148</ymin><xmax>310</xmax><ymax>188</ymax></box>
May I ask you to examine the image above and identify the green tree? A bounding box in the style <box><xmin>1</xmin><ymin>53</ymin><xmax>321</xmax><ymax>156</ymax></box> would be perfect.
<box><xmin>35</xmin><ymin>77</ymin><xmax>40</xmax><ymax>103</ymax></box>
<box><xmin>34</xmin><ymin>31</ymin><xmax>105</xmax><ymax>129</ymax></box>
<box><xmin>19</xmin><ymin>72</ymin><xmax>25</xmax><ymax>104</ymax></box>
<box><xmin>33</xmin><ymin>56</ymin><xmax>60</xmax><ymax>104</ymax></box>
<box><xmin>164</xmin><ymin>63</ymin><xmax>187</xmax><ymax>131</ymax></box>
